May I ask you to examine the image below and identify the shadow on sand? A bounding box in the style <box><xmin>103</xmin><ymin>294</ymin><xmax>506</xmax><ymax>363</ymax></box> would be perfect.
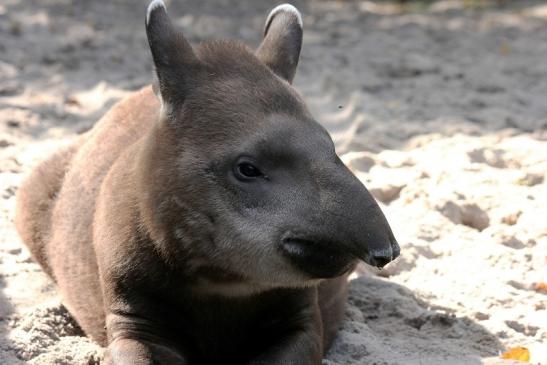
<box><xmin>325</xmin><ymin>274</ymin><xmax>504</xmax><ymax>364</ymax></box>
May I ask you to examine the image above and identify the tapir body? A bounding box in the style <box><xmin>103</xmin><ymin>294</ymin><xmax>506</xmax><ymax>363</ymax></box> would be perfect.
<box><xmin>15</xmin><ymin>2</ymin><xmax>399</xmax><ymax>364</ymax></box>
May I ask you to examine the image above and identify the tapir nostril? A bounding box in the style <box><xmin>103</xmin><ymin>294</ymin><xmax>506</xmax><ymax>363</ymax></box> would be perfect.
<box><xmin>370</xmin><ymin>255</ymin><xmax>392</xmax><ymax>269</ymax></box>
<box><xmin>366</xmin><ymin>245</ymin><xmax>395</xmax><ymax>269</ymax></box>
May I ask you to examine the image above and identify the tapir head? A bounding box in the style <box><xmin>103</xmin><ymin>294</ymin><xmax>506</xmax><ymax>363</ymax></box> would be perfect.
<box><xmin>140</xmin><ymin>1</ymin><xmax>399</xmax><ymax>291</ymax></box>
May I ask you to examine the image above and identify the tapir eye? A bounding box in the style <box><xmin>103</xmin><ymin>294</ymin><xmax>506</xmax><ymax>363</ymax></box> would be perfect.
<box><xmin>235</xmin><ymin>161</ymin><xmax>263</xmax><ymax>181</ymax></box>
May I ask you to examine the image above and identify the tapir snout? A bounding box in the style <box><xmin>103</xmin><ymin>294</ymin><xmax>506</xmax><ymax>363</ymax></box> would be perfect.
<box><xmin>280</xmin><ymin>159</ymin><xmax>400</xmax><ymax>278</ymax></box>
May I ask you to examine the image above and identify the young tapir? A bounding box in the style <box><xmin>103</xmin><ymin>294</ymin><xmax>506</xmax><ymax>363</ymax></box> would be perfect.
<box><xmin>14</xmin><ymin>1</ymin><xmax>399</xmax><ymax>364</ymax></box>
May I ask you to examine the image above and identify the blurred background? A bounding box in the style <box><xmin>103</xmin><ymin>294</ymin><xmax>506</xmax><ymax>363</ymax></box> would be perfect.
<box><xmin>1</xmin><ymin>1</ymin><xmax>546</xmax><ymax>364</ymax></box>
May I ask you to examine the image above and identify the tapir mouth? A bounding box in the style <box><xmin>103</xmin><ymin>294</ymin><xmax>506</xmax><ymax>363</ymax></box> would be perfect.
<box><xmin>280</xmin><ymin>237</ymin><xmax>358</xmax><ymax>278</ymax></box>
<box><xmin>280</xmin><ymin>236</ymin><xmax>400</xmax><ymax>278</ymax></box>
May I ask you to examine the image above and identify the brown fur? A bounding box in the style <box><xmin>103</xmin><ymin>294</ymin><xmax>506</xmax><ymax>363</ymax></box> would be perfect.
<box><xmin>16</xmin><ymin>87</ymin><xmax>159</xmax><ymax>344</ymax></box>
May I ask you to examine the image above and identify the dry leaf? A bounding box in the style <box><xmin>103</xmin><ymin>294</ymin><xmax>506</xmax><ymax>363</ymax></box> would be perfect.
<box><xmin>500</xmin><ymin>347</ymin><xmax>530</xmax><ymax>362</ymax></box>
<box><xmin>534</xmin><ymin>282</ymin><xmax>547</xmax><ymax>293</ymax></box>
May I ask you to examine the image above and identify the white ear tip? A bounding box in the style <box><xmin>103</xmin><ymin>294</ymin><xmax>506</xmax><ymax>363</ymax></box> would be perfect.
<box><xmin>266</xmin><ymin>3</ymin><xmax>303</xmax><ymax>29</ymax></box>
<box><xmin>146</xmin><ymin>0</ymin><xmax>166</xmax><ymax>26</ymax></box>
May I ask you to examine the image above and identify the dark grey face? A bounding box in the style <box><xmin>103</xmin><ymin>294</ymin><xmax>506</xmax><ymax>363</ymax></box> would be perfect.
<box><xmin>144</xmin><ymin>3</ymin><xmax>399</xmax><ymax>291</ymax></box>
<box><xmin>197</xmin><ymin>114</ymin><xmax>399</xmax><ymax>284</ymax></box>
<box><xmin>228</xmin><ymin>124</ymin><xmax>358</xmax><ymax>279</ymax></box>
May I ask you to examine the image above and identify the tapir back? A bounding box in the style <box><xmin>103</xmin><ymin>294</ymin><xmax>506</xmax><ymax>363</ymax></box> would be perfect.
<box><xmin>15</xmin><ymin>86</ymin><xmax>159</xmax><ymax>343</ymax></box>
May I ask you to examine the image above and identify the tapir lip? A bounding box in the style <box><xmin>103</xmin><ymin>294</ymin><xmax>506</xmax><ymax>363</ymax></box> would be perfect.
<box><xmin>280</xmin><ymin>237</ymin><xmax>358</xmax><ymax>279</ymax></box>
<box><xmin>280</xmin><ymin>233</ymin><xmax>400</xmax><ymax>276</ymax></box>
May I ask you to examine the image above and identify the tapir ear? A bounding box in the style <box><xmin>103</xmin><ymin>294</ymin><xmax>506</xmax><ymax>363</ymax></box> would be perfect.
<box><xmin>146</xmin><ymin>0</ymin><xmax>199</xmax><ymax>105</ymax></box>
<box><xmin>256</xmin><ymin>4</ymin><xmax>303</xmax><ymax>84</ymax></box>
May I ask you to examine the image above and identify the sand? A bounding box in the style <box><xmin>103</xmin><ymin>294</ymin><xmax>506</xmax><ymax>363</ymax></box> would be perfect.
<box><xmin>1</xmin><ymin>0</ymin><xmax>546</xmax><ymax>364</ymax></box>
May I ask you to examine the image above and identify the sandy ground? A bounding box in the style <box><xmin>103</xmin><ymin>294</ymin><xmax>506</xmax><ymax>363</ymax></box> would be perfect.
<box><xmin>1</xmin><ymin>0</ymin><xmax>546</xmax><ymax>364</ymax></box>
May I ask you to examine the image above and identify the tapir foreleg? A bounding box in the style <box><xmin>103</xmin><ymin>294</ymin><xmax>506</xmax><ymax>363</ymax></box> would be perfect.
<box><xmin>104</xmin><ymin>338</ymin><xmax>188</xmax><ymax>365</ymax></box>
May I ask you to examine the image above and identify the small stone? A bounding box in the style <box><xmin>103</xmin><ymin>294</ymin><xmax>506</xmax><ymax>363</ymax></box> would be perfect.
<box><xmin>8</xmin><ymin>247</ymin><xmax>22</xmax><ymax>255</ymax></box>
<box><xmin>7</xmin><ymin>120</ymin><xmax>21</xmax><ymax>128</ymax></box>
<box><xmin>516</xmin><ymin>173</ymin><xmax>544</xmax><ymax>186</ymax></box>
<box><xmin>474</xmin><ymin>312</ymin><xmax>490</xmax><ymax>321</ymax></box>
<box><xmin>505</xmin><ymin>320</ymin><xmax>539</xmax><ymax>336</ymax></box>
<box><xmin>0</xmin><ymin>80</ymin><xmax>23</xmax><ymax>96</ymax></box>
<box><xmin>460</xmin><ymin>203</ymin><xmax>490</xmax><ymax>231</ymax></box>
<box><xmin>486</xmin><ymin>227</ymin><xmax>525</xmax><ymax>249</ymax></box>
<box><xmin>369</xmin><ymin>184</ymin><xmax>404</xmax><ymax>203</ymax></box>
<box><xmin>501</xmin><ymin>210</ymin><xmax>522</xmax><ymax>225</ymax></box>
<box><xmin>341</xmin><ymin>151</ymin><xmax>376</xmax><ymax>173</ymax></box>
<box><xmin>438</xmin><ymin>201</ymin><xmax>463</xmax><ymax>224</ymax></box>
<box><xmin>64</xmin><ymin>96</ymin><xmax>82</xmax><ymax>107</ymax></box>
<box><xmin>468</xmin><ymin>148</ymin><xmax>508</xmax><ymax>168</ymax></box>
<box><xmin>437</xmin><ymin>200</ymin><xmax>489</xmax><ymax>231</ymax></box>
<box><xmin>9</xmin><ymin>20</ymin><xmax>22</xmax><ymax>36</ymax></box>
<box><xmin>499</xmin><ymin>234</ymin><xmax>525</xmax><ymax>249</ymax></box>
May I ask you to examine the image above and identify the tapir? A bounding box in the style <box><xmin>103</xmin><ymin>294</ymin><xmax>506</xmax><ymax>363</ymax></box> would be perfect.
<box><xmin>14</xmin><ymin>1</ymin><xmax>400</xmax><ymax>364</ymax></box>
